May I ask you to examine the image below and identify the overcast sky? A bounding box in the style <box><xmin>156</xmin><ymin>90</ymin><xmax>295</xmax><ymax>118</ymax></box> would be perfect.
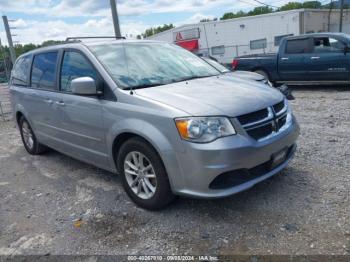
<box><xmin>0</xmin><ymin>0</ymin><xmax>307</xmax><ymax>45</ymax></box>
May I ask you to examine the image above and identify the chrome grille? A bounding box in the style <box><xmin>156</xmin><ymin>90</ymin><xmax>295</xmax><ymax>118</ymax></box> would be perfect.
<box><xmin>237</xmin><ymin>100</ymin><xmax>288</xmax><ymax>141</ymax></box>
<box><xmin>246</xmin><ymin>122</ymin><xmax>274</xmax><ymax>140</ymax></box>
<box><xmin>273</xmin><ymin>100</ymin><xmax>285</xmax><ymax>114</ymax></box>
<box><xmin>237</xmin><ymin>108</ymin><xmax>268</xmax><ymax>126</ymax></box>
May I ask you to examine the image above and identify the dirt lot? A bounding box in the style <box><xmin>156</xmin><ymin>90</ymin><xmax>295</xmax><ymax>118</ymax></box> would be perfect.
<box><xmin>0</xmin><ymin>86</ymin><xmax>349</xmax><ymax>256</ymax></box>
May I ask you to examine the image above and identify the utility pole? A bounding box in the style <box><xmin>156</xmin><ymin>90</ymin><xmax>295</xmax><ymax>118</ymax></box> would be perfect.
<box><xmin>339</xmin><ymin>0</ymin><xmax>345</xmax><ymax>32</ymax></box>
<box><xmin>328</xmin><ymin>0</ymin><xmax>333</xmax><ymax>31</ymax></box>
<box><xmin>2</xmin><ymin>16</ymin><xmax>16</xmax><ymax>65</ymax></box>
<box><xmin>110</xmin><ymin>0</ymin><xmax>122</xmax><ymax>38</ymax></box>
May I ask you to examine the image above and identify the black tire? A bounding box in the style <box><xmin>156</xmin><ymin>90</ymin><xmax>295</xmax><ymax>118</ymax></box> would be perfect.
<box><xmin>117</xmin><ymin>137</ymin><xmax>175</xmax><ymax>210</ymax></box>
<box><xmin>19</xmin><ymin>116</ymin><xmax>47</xmax><ymax>155</ymax></box>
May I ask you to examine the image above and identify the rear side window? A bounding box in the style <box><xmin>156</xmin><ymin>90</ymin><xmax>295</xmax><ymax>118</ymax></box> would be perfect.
<box><xmin>31</xmin><ymin>52</ymin><xmax>58</xmax><ymax>90</ymax></box>
<box><xmin>60</xmin><ymin>51</ymin><xmax>98</xmax><ymax>93</ymax></box>
<box><xmin>313</xmin><ymin>37</ymin><xmax>345</xmax><ymax>53</ymax></box>
<box><xmin>285</xmin><ymin>39</ymin><xmax>310</xmax><ymax>54</ymax></box>
<box><xmin>12</xmin><ymin>55</ymin><xmax>32</xmax><ymax>86</ymax></box>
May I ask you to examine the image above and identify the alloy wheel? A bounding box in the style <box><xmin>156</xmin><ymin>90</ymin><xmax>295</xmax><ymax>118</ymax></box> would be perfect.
<box><xmin>124</xmin><ymin>151</ymin><xmax>157</xmax><ymax>199</ymax></box>
<box><xmin>22</xmin><ymin>121</ymin><xmax>34</xmax><ymax>150</ymax></box>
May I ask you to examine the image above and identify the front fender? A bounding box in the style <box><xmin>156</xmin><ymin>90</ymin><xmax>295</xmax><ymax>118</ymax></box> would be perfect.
<box><xmin>106</xmin><ymin>118</ymin><xmax>184</xmax><ymax>191</ymax></box>
<box><xmin>107</xmin><ymin>118</ymin><xmax>174</xmax><ymax>157</ymax></box>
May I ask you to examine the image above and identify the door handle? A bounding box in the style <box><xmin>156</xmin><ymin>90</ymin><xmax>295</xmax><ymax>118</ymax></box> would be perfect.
<box><xmin>55</xmin><ymin>101</ymin><xmax>65</xmax><ymax>106</ymax></box>
<box><xmin>44</xmin><ymin>99</ymin><xmax>53</xmax><ymax>105</ymax></box>
<box><xmin>311</xmin><ymin>56</ymin><xmax>320</xmax><ymax>60</ymax></box>
<box><xmin>281</xmin><ymin>57</ymin><xmax>289</xmax><ymax>61</ymax></box>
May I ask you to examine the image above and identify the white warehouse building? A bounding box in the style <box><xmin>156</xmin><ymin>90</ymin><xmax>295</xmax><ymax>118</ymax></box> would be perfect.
<box><xmin>147</xmin><ymin>9</ymin><xmax>350</xmax><ymax>64</ymax></box>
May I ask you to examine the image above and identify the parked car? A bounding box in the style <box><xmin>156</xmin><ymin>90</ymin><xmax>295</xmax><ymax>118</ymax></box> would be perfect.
<box><xmin>233</xmin><ymin>33</ymin><xmax>350</xmax><ymax>85</ymax></box>
<box><xmin>202</xmin><ymin>57</ymin><xmax>295</xmax><ymax>100</ymax></box>
<box><xmin>10</xmin><ymin>39</ymin><xmax>299</xmax><ymax>210</ymax></box>
<box><xmin>201</xmin><ymin>57</ymin><xmax>271</xmax><ymax>86</ymax></box>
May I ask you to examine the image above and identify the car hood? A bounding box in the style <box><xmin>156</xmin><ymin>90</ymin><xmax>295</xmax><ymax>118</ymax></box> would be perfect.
<box><xmin>135</xmin><ymin>76</ymin><xmax>283</xmax><ymax>116</ymax></box>
<box><xmin>231</xmin><ymin>70</ymin><xmax>265</xmax><ymax>81</ymax></box>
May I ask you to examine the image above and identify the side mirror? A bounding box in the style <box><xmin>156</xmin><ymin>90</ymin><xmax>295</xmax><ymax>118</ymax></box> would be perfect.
<box><xmin>344</xmin><ymin>45</ymin><xmax>350</xmax><ymax>54</ymax></box>
<box><xmin>71</xmin><ymin>77</ymin><xmax>97</xmax><ymax>95</ymax></box>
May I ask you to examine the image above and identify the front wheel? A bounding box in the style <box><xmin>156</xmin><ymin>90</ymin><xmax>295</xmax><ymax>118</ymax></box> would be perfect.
<box><xmin>117</xmin><ymin>137</ymin><xmax>175</xmax><ymax>210</ymax></box>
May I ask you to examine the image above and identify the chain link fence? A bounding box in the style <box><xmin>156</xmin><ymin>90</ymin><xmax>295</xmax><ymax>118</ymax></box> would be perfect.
<box><xmin>0</xmin><ymin>43</ymin><xmax>11</xmax><ymax>83</ymax></box>
<box><xmin>0</xmin><ymin>83</ymin><xmax>11</xmax><ymax>121</ymax></box>
<box><xmin>0</xmin><ymin>44</ymin><xmax>12</xmax><ymax>122</ymax></box>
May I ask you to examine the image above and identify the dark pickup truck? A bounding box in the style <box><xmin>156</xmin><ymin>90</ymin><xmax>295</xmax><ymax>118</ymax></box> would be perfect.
<box><xmin>233</xmin><ymin>33</ymin><xmax>350</xmax><ymax>85</ymax></box>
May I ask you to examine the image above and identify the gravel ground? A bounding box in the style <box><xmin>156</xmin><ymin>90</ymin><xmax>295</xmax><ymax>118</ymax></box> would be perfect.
<box><xmin>0</xmin><ymin>86</ymin><xmax>349</xmax><ymax>256</ymax></box>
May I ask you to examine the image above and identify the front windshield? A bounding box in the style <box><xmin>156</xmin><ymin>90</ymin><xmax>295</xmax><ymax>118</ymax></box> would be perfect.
<box><xmin>203</xmin><ymin>58</ymin><xmax>230</xmax><ymax>73</ymax></box>
<box><xmin>89</xmin><ymin>42</ymin><xmax>220</xmax><ymax>89</ymax></box>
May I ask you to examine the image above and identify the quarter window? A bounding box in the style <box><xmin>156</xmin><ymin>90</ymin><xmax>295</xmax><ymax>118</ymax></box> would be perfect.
<box><xmin>31</xmin><ymin>52</ymin><xmax>58</xmax><ymax>90</ymax></box>
<box><xmin>12</xmin><ymin>55</ymin><xmax>32</xmax><ymax>86</ymax></box>
<box><xmin>250</xmin><ymin>38</ymin><xmax>267</xmax><ymax>50</ymax></box>
<box><xmin>60</xmin><ymin>51</ymin><xmax>97</xmax><ymax>93</ymax></box>
<box><xmin>313</xmin><ymin>37</ymin><xmax>345</xmax><ymax>53</ymax></box>
<box><xmin>285</xmin><ymin>39</ymin><xmax>310</xmax><ymax>54</ymax></box>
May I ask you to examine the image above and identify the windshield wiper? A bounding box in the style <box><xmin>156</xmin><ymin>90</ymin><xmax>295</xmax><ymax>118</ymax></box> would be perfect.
<box><xmin>123</xmin><ymin>83</ymin><xmax>166</xmax><ymax>90</ymax></box>
<box><xmin>176</xmin><ymin>74</ymin><xmax>218</xmax><ymax>82</ymax></box>
<box><xmin>122</xmin><ymin>75</ymin><xmax>218</xmax><ymax>90</ymax></box>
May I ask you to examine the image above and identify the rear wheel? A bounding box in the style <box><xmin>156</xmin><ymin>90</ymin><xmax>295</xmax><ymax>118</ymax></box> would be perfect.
<box><xmin>19</xmin><ymin>116</ymin><xmax>47</xmax><ymax>155</ymax></box>
<box><xmin>117</xmin><ymin>137</ymin><xmax>175</xmax><ymax>210</ymax></box>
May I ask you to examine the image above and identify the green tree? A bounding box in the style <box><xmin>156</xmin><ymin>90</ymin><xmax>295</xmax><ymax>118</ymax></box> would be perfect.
<box><xmin>220</xmin><ymin>10</ymin><xmax>246</xmax><ymax>20</ymax></box>
<box><xmin>220</xmin><ymin>6</ymin><xmax>273</xmax><ymax>21</ymax></box>
<box><xmin>279</xmin><ymin>1</ymin><xmax>323</xmax><ymax>11</ymax></box>
<box><xmin>279</xmin><ymin>2</ymin><xmax>304</xmax><ymax>11</ymax></box>
<box><xmin>1</xmin><ymin>40</ymin><xmax>66</xmax><ymax>63</ymax></box>
<box><xmin>248</xmin><ymin>6</ymin><xmax>273</xmax><ymax>16</ymax></box>
<box><xmin>302</xmin><ymin>1</ymin><xmax>322</xmax><ymax>9</ymax></box>
<box><xmin>142</xmin><ymin>24</ymin><xmax>175</xmax><ymax>38</ymax></box>
<box><xmin>13</xmin><ymin>43</ymin><xmax>38</xmax><ymax>57</ymax></box>
<box><xmin>219</xmin><ymin>1</ymin><xmax>323</xmax><ymax>21</ymax></box>
<box><xmin>41</xmin><ymin>40</ymin><xmax>64</xmax><ymax>47</ymax></box>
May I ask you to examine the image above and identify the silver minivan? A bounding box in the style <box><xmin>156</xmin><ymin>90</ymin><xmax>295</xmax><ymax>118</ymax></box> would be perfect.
<box><xmin>10</xmin><ymin>38</ymin><xmax>299</xmax><ymax>210</ymax></box>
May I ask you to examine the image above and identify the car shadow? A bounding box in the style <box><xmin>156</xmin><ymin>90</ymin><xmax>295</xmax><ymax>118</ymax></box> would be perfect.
<box><xmin>21</xmin><ymin>146</ymin><xmax>312</xmax><ymax>221</ymax></box>
<box><xmin>166</xmin><ymin>165</ymin><xmax>312</xmax><ymax>217</ymax></box>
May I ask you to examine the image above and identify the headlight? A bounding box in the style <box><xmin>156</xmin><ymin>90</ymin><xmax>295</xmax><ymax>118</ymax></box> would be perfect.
<box><xmin>175</xmin><ymin>117</ymin><xmax>236</xmax><ymax>143</ymax></box>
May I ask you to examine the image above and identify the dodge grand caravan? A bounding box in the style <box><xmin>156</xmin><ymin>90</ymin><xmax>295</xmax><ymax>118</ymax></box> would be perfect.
<box><xmin>10</xmin><ymin>38</ymin><xmax>300</xmax><ymax>210</ymax></box>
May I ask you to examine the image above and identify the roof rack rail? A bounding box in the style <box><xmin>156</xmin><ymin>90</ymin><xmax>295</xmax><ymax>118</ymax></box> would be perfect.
<box><xmin>65</xmin><ymin>36</ymin><xmax>126</xmax><ymax>42</ymax></box>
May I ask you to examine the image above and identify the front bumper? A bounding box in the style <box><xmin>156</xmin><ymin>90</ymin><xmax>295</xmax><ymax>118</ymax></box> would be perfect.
<box><xmin>163</xmin><ymin>116</ymin><xmax>300</xmax><ymax>198</ymax></box>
